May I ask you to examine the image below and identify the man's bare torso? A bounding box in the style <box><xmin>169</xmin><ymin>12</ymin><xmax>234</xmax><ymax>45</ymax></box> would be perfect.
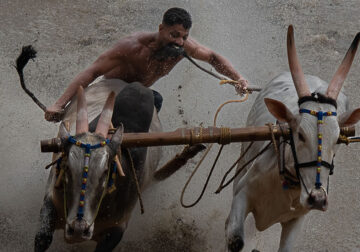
<box><xmin>103</xmin><ymin>32</ymin><xmax>184</xmax><ymax>87</ymax></box>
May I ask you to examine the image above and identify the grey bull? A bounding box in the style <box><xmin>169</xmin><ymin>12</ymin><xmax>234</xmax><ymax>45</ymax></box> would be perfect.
<box><xmin>34</xmin><ymin>82</ymin><xmax>163</xmax><ymax>251</ymax></box>
<box><xmin>225</xmin><ymin>26</ymin><xmax>360</xmax><ymax>252</ymax></box>
<box><xmin>14</xmin><ymin>46</ymin><xmax>205</xmax><ymax>252</ymax></box>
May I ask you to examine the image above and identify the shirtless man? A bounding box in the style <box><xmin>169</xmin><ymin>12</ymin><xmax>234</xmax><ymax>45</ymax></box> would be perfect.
<box><xmin>45</xmin><ymin>7</ymin><xmax>248</xmax><ymax>122</ymax></box>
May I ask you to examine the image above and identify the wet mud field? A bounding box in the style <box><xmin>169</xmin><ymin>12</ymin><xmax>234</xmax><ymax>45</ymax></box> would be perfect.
<box><xmin>1</xmin><ymin>0</ymin><xmax>360</xmax><ymax>251</ymax></box>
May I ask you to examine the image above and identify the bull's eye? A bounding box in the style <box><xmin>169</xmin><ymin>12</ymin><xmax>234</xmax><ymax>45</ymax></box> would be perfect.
<box><xmin>298</xmin><ymin>132</ymin><xmax>305</xmax><ymax>142</ymax></box>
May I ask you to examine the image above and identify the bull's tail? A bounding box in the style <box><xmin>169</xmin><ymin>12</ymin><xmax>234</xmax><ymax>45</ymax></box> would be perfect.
<box><xmin>153</xmin><ymin>144</ymin><xmax>206</xmax><ymax>181</ymax></box>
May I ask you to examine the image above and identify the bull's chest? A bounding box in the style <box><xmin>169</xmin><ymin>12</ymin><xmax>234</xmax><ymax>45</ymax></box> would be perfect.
<box><xmin>249</xmin><ymin>176</ymin><xmax>307</xmax><ymax>231</ymax></box>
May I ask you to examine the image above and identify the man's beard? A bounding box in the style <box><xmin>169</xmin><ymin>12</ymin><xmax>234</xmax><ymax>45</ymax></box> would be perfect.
<box><xmin>153</xmin><ymin>43</ymin><xmax>185</xmax><ymax>61</ymax></box>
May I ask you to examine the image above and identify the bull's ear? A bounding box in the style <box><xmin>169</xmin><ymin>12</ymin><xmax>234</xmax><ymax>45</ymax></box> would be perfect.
<box><xmin>264</xmin><ymin>98</ymin><xmax>295</xmax><ymax>123</ymax></box>
<box><xmin>338</xmin><ymin>108</ymin><xmax>360</xmax><ymax>127</ymax></box>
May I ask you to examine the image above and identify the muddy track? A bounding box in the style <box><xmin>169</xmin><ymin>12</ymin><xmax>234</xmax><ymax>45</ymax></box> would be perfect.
<box><xmin>1</xmin><ymin>0</ymin><xmax>359</xmax><ymax>251</ymax></box>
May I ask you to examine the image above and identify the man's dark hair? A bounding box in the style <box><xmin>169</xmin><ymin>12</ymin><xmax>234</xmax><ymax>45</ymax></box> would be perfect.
<box><xmin>162</xmin><ymin>7</ymin><xmax>192</xmax><ymax>30</ymax></box>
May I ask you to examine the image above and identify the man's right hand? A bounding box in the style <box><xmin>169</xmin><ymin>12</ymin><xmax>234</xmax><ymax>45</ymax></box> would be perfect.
<box><xmin>235</xmin><ymin>77</ymin><xmax>250</xmax><ymax>96</ymax></box>
<box><xmin>45</xmin><ymin>104</ymin><xmax>64</xmax><ymax>122</ymax></box>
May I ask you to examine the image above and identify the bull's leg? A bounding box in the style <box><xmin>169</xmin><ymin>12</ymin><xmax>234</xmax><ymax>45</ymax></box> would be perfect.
<box><xmin>34</xmin><ymin>197</ymin><xmax>57</xmax><ymax>252</ymax></box>
<box><xmin>278</xmin><ymin>216</ymin><xmax>304</xmax><ymax>252</ymax></box>
<box><xmin>94</xmin><ymin>225</ymin><xmax>126</xmax><ymax>252</ymax></box>
<box><xmin>225</xmin><ymin>192</ymin><xmax>249</xmax><ymax>252</ymax></box>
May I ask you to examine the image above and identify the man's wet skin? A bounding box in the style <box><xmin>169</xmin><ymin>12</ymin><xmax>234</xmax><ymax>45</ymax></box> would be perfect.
<box><xmin>44</xmin><ymin>8</ymin><xmax>249</xmax><ymax>122</ymax></box>
<box><xmin>103</xmin><ymin>35</ymin><xmax>188</xmax><ymax>87</ymax></box>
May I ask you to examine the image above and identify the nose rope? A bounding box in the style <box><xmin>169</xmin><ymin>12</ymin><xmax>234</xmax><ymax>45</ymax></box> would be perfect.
<box><xmin>298</xmin><ymin>109</ymin><xmax>336</xmax><ymax>189</ymax></box>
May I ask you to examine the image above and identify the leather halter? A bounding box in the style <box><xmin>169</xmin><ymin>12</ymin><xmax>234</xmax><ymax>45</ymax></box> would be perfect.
<box><xmin>65</xmin><ymin>136</ymin><xmax>111</xmax><ymax>221</ymax></box>
<box><xmin>288</xmin><ymin>93</ymin><xmax>337</xmax><ymax>193</ymax></box>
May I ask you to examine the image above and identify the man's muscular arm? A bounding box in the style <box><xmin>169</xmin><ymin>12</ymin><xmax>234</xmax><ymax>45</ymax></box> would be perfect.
<box><xmin>184</xmin><ymin>38</ymin><xmax>248</xmax><ymax>92</ymax></box>
<box><xmin>45</xmin><ymin>41</ymin><xmax>127</xmax><ymax>122</ymax></box>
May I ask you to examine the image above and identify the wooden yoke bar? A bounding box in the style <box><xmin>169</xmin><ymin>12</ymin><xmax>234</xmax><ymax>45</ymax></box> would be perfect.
<box><xmin>115</xmin><ymin>125</ymin><xmax>355</xmax><ymax>147</ymax></box>
<box><xmin>41</xmin><ymin>125</ymin><xmax>355</xmax><ymax>152</ymax></box>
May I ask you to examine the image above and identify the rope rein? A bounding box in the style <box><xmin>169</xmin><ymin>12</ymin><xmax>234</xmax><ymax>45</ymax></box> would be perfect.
<box><xmin>215</xmin><ymin>141</ymin><xmax>272</xmax><ymax>193</ymax></box>
<box><xmin>214</xmin><ymin>141</ymin><xmax>254</xmax><ymax>194</ymax></box>
<box><xmin>125</xmin><ymin>148</ymin><xmax>145</xmax><ymax>214</ymax></box>
<box><xmin>180</xmin><ymin>92</ymin><xmax>249</xmax><ymax>208</ymax></box>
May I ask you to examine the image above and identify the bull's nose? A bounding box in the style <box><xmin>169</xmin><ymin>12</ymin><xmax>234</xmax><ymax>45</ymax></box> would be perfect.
<box><xmin>66</xmin><ymin>219</ymin><xmax>92</xmax><ymax>241</ymax></box>
<box><xmin>72</xmin><ymin>219</ymin><xmax>89</xmax><ymax>233</ymax></box>
<box><xmin>307</xmin><ymin>189</ymin><xmax>328</xmax><ymax>211</ymax></box>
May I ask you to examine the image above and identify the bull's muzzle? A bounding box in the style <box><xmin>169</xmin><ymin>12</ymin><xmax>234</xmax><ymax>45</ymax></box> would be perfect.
<box><xmin>65</xmin><ymin>219</ymin><xmax>93</xmax><ymax>242</ymax></box>
<box><xmin>307</xmin><ymin>187</ymin><xmax>328</xmax><ymax>211</ymax></box>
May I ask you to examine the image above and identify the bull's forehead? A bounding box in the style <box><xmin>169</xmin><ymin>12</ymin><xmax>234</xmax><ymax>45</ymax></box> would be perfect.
<box><xmin>300</xmin><ymin>100</ymin><xmax>337</xmax><ymax>112</ymax></box>
<box><xmin>72</xmin><ymin>132</ymin><xmax>106</xmax><ymax>144</ymax></box>
<box><xmin>298</xmin><ymin>101</ymin><xmax>339</xmax><ymax>144</ymax></box>
<box><xmin>68</xmin><ymin>133</ymin><xmax>110</xmax><ymax>171</ymax></box>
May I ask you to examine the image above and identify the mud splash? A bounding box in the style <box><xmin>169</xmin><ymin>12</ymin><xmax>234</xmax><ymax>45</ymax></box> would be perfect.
<box><xmin>119</xmin><ymin>217</ymin><xmax>205</xmax><ymax>252</ymax></box>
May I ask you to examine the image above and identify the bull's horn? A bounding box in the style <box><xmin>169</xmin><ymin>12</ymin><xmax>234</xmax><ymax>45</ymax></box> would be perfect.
<box><xmin>326</xmin><ymin>32</ymin><xmax>360</xmax><ymax>100</ymax></box>
<box><xmin>287</xmin><ymin>25</ymin><xmax>311</xmax><ymax>98</ymax></box>
<box><xmin>95</xmin><ymin>92</ymin><xmax>116</xmax><ymax>138</ymax></box>
<box><xmin>76</xmin><ymin>86</ymin><xmax>89</xmax><ymax>134</ymax></box>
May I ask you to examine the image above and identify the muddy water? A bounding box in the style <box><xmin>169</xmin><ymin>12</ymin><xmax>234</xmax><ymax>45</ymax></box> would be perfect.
<box><xmin>1</xmin><ymin>0</ymin><xmax>359</xmax><ymax>251</ymax></box>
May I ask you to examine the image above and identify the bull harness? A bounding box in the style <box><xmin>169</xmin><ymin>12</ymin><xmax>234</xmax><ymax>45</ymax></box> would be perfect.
<box><xmin>52</xmin><ymin>133</ymin><xmax>145</xmax><ymax>227</ymax></box>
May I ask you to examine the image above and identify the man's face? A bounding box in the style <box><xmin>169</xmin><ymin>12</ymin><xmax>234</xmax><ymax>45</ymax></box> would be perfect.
<box><xmin>155</xmin><ymin>23</ymin><xmax>189</xmax><ymax>61</ymax></box>
<box><xmin>159</xmin><ymin>23</ymin><xmax>189</xmax><ymax>47</ymax></box>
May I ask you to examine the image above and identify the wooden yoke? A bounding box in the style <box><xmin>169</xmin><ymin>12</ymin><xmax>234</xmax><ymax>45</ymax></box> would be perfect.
<box><xmin>108</xmin><ymin>125</ymin><xmax>355</xmax><ymax>147</ymax></box>
<box><xmin>41</xmin><ymin>124</ymin><xmax>355</xmax><ymax>152</ymax></box>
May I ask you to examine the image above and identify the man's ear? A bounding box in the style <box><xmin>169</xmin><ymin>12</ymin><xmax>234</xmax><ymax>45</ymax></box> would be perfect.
<box><xmin>264</xmin><ymin>98</ymin><xmax>296</xmax><ymax>124</ymax></box>
<box><xmin>159</xmin><ymin>23</ymin><xmax>164</xmax><ymax>31</ymax></box>
<box><xmin>338</xmin><ymin>108</ymin><xmax>360</xmax><ymax>127</ymax></box>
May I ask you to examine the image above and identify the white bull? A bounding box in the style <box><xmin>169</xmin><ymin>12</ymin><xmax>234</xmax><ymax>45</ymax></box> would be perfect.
<box><xmin>225</xmin><ymin>26</ymin><xmax>360</xmax><ymax>252</ymax></box>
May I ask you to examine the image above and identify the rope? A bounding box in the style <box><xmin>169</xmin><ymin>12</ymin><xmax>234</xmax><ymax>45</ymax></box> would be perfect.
<box><xmin>220</xmin><ymin>127</ymin><xmax>231</xmax><ymax>145</ymax></box>
<box><xmin>214</xmin><ymin>142</ymin><xmax>254</xmax><ymax>193</ymax></box>
<box><xmin>215</xmin><ymin>142</ymin><xmax>272</xmax><ymax>193</ymax></box>
<box><xmin>183</xmin><ymin>53</ymin><xmax>225</xmax><ymax>81</ymax></box>
<box><xmin>63</xmin><ymin>176</ymin><xmax>68</xmax><ymax>221</ymax></box>
<box><xmin>273</xmin><ymin>123</ymin><xmax>301</xmax><ymax>189</ymax></box>
<box><xmin>183</xmin><ymin>53</ymin><xmax>261</xmax><ymax>93</ymax></box>
<box><xmin>180</xmin><ymin>145</ymin><xmax>224</xmax><ymax>208</ymax></box>
<box><xmin>219</xmin><ymin>80</ymin><xmax>240</xmax><ymax>85</ymax></box>
<box><xmin>212</xmin><ymin>94</ymin><xmax>249</xmax><ymax>125</ymax></box>
<box><xmin>267</xmin><ymin>123</ymin><xmax>285</xmax><ymax>184</ymax></box>
<box><xmin>126</xmin><ymin>149</ymin><xmax>145</xmax><ymax>214</ymax></box>
<box><xmin>55</xmin><ymin>155</ymin><xmax>67</xmax><ymax>188</ymax></box>
<box><xmin>180</xmin><ymin>92</ymin><xmax>249</xmax><ymax>208</ymax></box>
<box><xmin>45</xmin><ymin>154</ymin><xmax>63</xmax><ymax>169</ymax></box>
<box><xmin>89</xmin><ymin>167</ymin><xmax>111</xmax><ymax>226</ymax></box>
